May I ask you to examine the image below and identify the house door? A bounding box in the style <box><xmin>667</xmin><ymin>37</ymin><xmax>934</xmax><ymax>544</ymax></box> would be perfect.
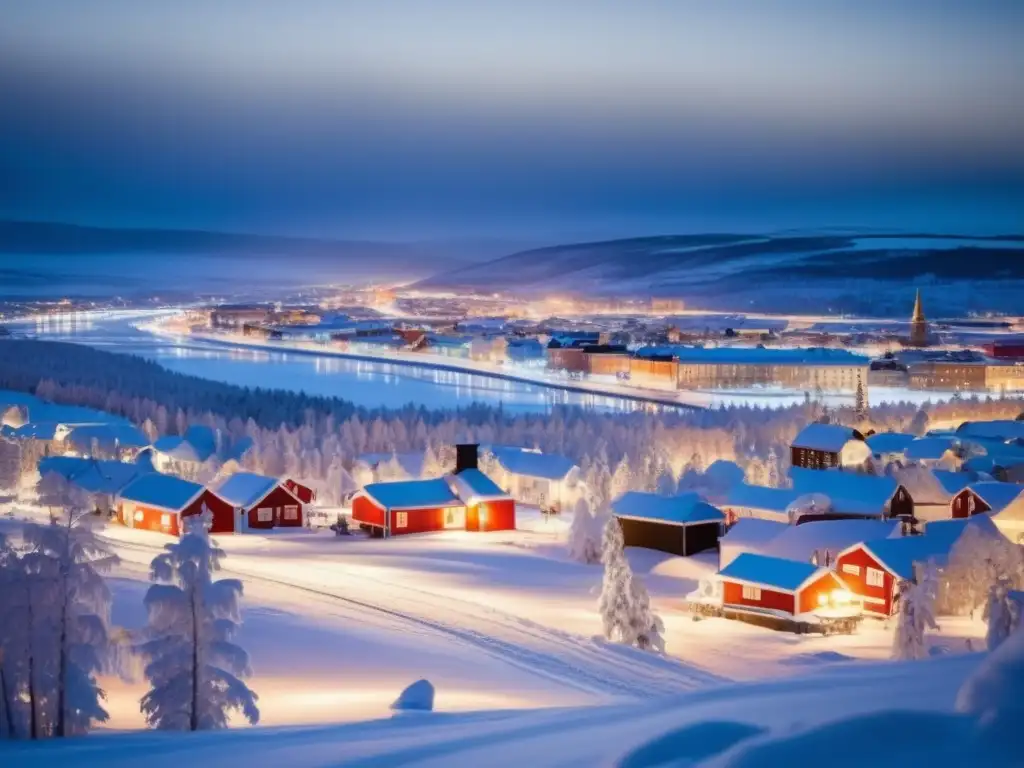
<box><xmin>443</xmin><ymin>507</ymin><xmax>465</xmax><ymax>530</ymax></box>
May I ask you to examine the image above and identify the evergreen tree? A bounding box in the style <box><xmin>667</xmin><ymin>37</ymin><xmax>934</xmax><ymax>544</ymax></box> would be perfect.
<box><xmin>566</xmin><ymin>497</ymin><xmax>601</xmax><ymax>565</ymax></box>
<box><xmin>892</xmin><ymin>563</ymin><xmax>939</xmax><ymax>661</ymax></box>
<box><xmin>855</xmin><ymin>374</ymin><xmax>867</xmax><ymax>421</ymax></box>
<box><xmin>139</xmin><ymin>510</ymin><xmax>259</xmax><ymax>731</ymax></box>
<box><xmin>598</xmin><ymin>518</ymin><xmax>665</xmax><ymax>652</ymax></box>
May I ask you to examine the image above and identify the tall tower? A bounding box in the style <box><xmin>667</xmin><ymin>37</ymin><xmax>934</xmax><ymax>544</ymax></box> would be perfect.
<box><xmin>910</xmin><ymin>288</ymin><xmax>928</xmax><ymax>347</ymax></box>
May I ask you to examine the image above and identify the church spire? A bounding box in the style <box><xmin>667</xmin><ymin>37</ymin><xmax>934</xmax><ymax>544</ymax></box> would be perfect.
<box><xmin>911</xmin><ymin>288</ymin><xmax>925</xmax><ymax>323</ymax></box>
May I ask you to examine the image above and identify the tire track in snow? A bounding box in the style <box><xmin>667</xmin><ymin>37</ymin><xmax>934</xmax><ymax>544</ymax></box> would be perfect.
<box><xmin>108</xmin><ymin>536</ymin><xmax>722</xmax><ymax>701</ymax></box>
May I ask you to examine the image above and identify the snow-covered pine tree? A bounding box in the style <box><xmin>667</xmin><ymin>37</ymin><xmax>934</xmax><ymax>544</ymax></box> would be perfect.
<box><xmin>599</xmin><ymin>517</ymin><xmax>632</xmax><ymax>643</ymax></box>
<box><xmin>854</xmin><ymin>374</ymin><xmax>867</xmax><ymax>422</ymax></box>
<box><xmin>139</xmin><ymin>510</ymin><xmax>259</xmax><ymax>731</ymax></box>
<box><xmin>628</xmin><ymin>574</ymin><xmax>666</xmax><ymax>653</ymax></box>
<box><xmin>984</xmin><ymin>578</ymin><xmax>1022</xmax><ymax>651</ymax></box>
<box><xmin>892</xmin><ymin>562</ymin><xmax>940</xmax><ymax>661</ymax></box>
<box><xmin>566</xmin><ymin>497</ymin><xmax>601</xmax><ymax>565</ymax></box>
<box><xmin>20</xmin><ymin>504</ymin><xmax>119</xmax><ymax>737</ymax></box>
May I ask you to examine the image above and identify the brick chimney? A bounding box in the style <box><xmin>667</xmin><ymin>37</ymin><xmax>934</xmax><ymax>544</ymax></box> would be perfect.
<box><xmin>455</xmin><ymin>443</ymin><xmax>479</xmax><ymax>474</ymax></box>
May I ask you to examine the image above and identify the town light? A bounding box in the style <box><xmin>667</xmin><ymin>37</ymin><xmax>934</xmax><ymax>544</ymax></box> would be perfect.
<box><xmin>817</xmin><ymin>594</ymin><xmax>829</xmax><ymax>607</ymax></box>
<box><xmin>831</xmin><ymin>589</ymin><xmax>853</xmax><ymax>605</ymax></box>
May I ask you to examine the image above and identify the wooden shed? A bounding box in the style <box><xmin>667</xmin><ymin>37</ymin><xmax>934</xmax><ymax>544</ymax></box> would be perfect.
<box><xmin>611</xmin><ymin>491</ymin><xmax>724</xmax><ymax>556</ymax></box>
<box><xmin>116</xmin><ymin>474</ymin><xmax>234</xmax><ymax>536</ymax></box>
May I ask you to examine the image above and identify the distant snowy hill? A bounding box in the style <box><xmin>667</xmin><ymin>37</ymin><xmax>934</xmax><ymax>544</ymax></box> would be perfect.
<box><xmin>0</xmin><ymin>221</ymin><xmax>509</xmax><ymax>298</ymax></box>
<box><xmin>417</xmin><ymin>232</ymin><xmax>1024</xmax><ymax>315</ymax></box>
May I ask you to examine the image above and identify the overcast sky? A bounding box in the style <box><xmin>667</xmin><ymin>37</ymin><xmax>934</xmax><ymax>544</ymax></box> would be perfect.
<box><xmin>2</xmin><ymin>1</ymin><xmax>1023</xmax><ymax>239</ymax></box>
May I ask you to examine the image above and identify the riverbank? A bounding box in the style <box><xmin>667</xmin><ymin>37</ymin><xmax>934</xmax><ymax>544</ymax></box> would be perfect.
<box><xmin>143</xmin><ymin>322</ymin><xmax>710</xmax><ymax>411</ymax></box>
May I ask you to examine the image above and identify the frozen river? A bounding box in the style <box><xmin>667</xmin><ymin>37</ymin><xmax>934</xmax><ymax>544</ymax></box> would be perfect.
<box><xmin>15</xmin><ymin>313</ymin><xmax>665</xmax><ymax>414</ymax></box>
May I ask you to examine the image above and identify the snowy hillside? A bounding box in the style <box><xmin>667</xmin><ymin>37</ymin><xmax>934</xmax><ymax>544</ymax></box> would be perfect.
<box><xmin>8</xmin><ymin>653</ymin><xmax>1017</xmax><ymax>767</ymax></box>
<box><xmin>417</xmin><ymin>232</ymin><xmax>1024</xmax><ymax>316</ymax></box>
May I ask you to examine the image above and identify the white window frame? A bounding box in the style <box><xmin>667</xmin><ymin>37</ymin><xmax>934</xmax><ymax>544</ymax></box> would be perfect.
<box><xmin>842</xmin><ymin>563</ymin><xmax>861</xmax><ymax>576</ymax></box>
<box><xmin>866</xmin><ymin>567</ymin><xmax>885</xmax><ymax>587</ymax></box>
<box><xmin>256</xmin><ymin>507</ymin><xmax>273</xmax><ymax>523</ymax></box>
<box><xmin>395</xmin><ymin>511</ymin><xmax>408</xmax><ymax>529</ymax></box>
<box><xmin>742</xmin><ymin>585</ymin><xmax>761</xmax><ymax>601</ymax></box>
<box><xmin>283</xmin><ymin>505</ymin><xmax>299</xmax><ymax>521</ymax></box>
<box><xmin>160</xmin><ymin>513</ymin><xmax>171</xmax><ymax>528</ymax></box>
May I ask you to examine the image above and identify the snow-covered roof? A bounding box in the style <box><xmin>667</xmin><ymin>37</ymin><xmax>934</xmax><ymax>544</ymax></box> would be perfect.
<box><xmin>967</xmin><ymin>482</ymin><xmax>1024</xmax><ymax>513</ymax></box>
<box><xmin>854</xmin><ymin>516</ymin><xmax>1001</xmax><ymax>580</ymax></box>
<box><xmin>723</xmin><ymin>484</ymin><xmax>800</xmax><ymax>513</ymax></box>
<box><xmin>792</xmin><ymin>423</ymin><xmax>864</xmax><ymax>453</ymax></box>
<box><xmin>38</xmin><ymin>456</ymin><xmax>148</xmax><ymax>495</ymax></box>
<box><xmin>865</xmin><ymin>432</ymin><xmax>916</xmax><ymax>455</ymax></box>
<box><xmin>492</xmin><ymin>447</ymin><xmax>577</xmax><ymax>481</ymax></box>
<box><xmin>153</xmin><ymin>426</ymin><xmax>217</xmax><ymax>463</ymax></box>
<box><xmin>905</xmin><ymin>437</ymin><xmax>958</xmax><ymax>461</ymax></box>
<box><xmin>2</xmin><ymin>422</ymin><xmax>60</xmax><ymax>440</ymax></box>
<box><xmin>361</xmin><ymin>479</ymin><xmax>462</xmax><ymax>511</ymax></box>
<box><xmin>718</xmin><ymin>553</ymin><xmax>825</xmax><ymax>593</ymax></box>
<box><xmin>764</xmin><ymin>519</ymin><xmax>901</xmax><ymax>564</ymax></box>
<box><xmin>66</xmin><ymin>423</ymin><xmax>150</xmax><ymax>452</ymax></box>
<box><xmin>448</xmin><ymin>469</ymin><xmax>510</xmax><ymax>502</ymax></box>
<box><xmin>932</xmin><ymin>470</ymin><xmax>975</xmax><ymax>497</ymax></box>
<box><xmin>721</xmin><ymin>518</ymin><xmax>787</xmax><ymax>547</ymax></box>
<box><xmin>612</xmin><ymin>491</ymin><xmax>725</xmax><ymax>526</ymax></box>
<box><xmin>790</xmin><ymin>468</ymin><xmax>901</xmax><ymax>516</ymax></box>
<box><xmin>211</xmin><ymin>472</ymin><xmax>286</xmax><ymax>509</ymax></box>
<box><xmin>956</xmin><ymin>420</ymin><xmax>1024</xmax><ymax>442</ymax></box>
<box><xmin>117</xmin><ymin>473</ymin><xmax>206</xmax><ymax>512</ymax></box>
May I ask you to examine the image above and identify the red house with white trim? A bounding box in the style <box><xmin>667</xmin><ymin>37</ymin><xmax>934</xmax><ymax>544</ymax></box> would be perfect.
<box><xmin>950</xmin><ymin>482</ymin><xmax>1024</xmax><ymax>519</ymax></box>
<box><xmin>211</xmin><ymin>472</ymin><xmax>305</xmax><ymax>531</ymax></box>
<box><xmin>352</xmin><ymin>443</ymin><xmax>515</xmax><ymax>537</ymax></box>
<box><xmin>718</xmin><ymin>552</ymin><xmax>852</xmax><ymax>618</ymax></box>
<box><xmin>116</xmin><ymin>473</ymin><xmax>234</xmax><ymax>536</ymax></box>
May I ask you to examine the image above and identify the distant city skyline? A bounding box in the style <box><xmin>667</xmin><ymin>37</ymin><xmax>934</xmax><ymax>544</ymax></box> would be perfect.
<box><xmin>2</xmin><ymin>1</ymin><xmax>1023</xmax><ymax>239</ymax></box>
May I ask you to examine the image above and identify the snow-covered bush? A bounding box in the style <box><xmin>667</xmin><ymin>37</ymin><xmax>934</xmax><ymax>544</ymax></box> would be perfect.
<box><xmin>138</xmin><ymin>510</ymin><xmax>259</xmax><ymax>731</ymax></box>
<box><xmin>892</xmin><ymin>563</ymin><xmax>939</xmax><ymax>661</ymax></box>
<box><xmin>957</xmin><ymin>618</ymin><xmax>1024</xmax><ymax>741</ymax></box>
<box><xmin>598</xmin><ymin>518</ymin><xmax>665</xmax><ymax>653</ymax></box>
<box><xmin>566</xmin><ymin>497</ymin><xmax>602</xmax><ymax>565</ymax></box>
<box><xmin>985</xmin><ymin>585</ymin><xmax>1023</xmax><ymax>651</ymax></box>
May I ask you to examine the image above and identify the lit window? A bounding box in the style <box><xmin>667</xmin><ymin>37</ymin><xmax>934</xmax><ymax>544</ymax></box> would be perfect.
<box><xmin>742</xmin><ymin>585</ymin><xmax>761</xmax><ymax>601</ymax></box>
<box><xmin>257</xmin><ymin>507</ymin><xmax>273</xmax><ymax>522</ymax></box>
<box><xmin>160</xmin><ymin>514</ymin><xmax>171</xmax><ymax>528</ymax></box>
<box><xmin>284</xmin><ymin>505</ymin><xmax>299</xmax><ymax>520</ymax></box>
<box><xmin>396</xmin><ymin>511</ymin><xmax>408</xmax><ymax>529</ymax></box>
<box><xmin>866</xmin><ymin>567</ymin><xmax>884</xmax><ymax>587</ymax></box>
<box><xmin>134</xmin><ymin>510</ymin><xmax>144</xmax><ymax>522</ymax></box>
<box><xmin>842</xmin><ymin>563</ymin><xmax>861</xmax><ymax>576</ymax></box>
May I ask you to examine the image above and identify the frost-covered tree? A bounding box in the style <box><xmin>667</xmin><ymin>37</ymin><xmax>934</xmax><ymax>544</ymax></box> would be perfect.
<box><xmin>16</xmin><ymin>506</ymin><xmax>118</xmax><ymax>738</ymax></box>
<box><xmin>566</xmin><ymin>497</ymin><xmax>601</xmax><ymax>565</ymax></box>
<box><xmin>138</xmin><ymin>510</ymin><xmax>259</xmax><ymax>731</ymax></box>
<box><xmin>985</xmin><ymin>581</ymin><xmax>1023</xmax><ymax>651</ymax></box>
<box><xmin>854</xmin><ymin>374</ymin><xmax>867</xmax><ymax>422</ymax></box>
<box><xmin>598</xmin><ymin>518</ymin><xmax>664</xmax><ymax>652</ymax></box>
<box><xmin>941</xmin><ymin>528</ymin><xmax>1024</xmax><ymax>616</ymax></box>
<box><xmin>892</xmin><ymin>563</ymin><xmax>939</xmax><ymax>661</ymax></box>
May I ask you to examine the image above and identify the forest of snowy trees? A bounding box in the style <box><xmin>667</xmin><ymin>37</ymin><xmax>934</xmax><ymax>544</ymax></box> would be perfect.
<box><xmin>3</xmin><ymin>339</ymin><xmax>1023</xmax><ymax>511</ymax></box>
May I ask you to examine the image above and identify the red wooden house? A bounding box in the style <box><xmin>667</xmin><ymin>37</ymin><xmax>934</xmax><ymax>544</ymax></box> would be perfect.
<box><xmin>285</xmin><ymin>478</ymin><xmax>317</xmax><ymax>504</ymax></box>
<box><xmin>352</xmin><ymin>444</ymin><xmax>515</xmax><ymax>537</ymax></box>
<box><xmin>718</xmin><ymin>553</ymin><xmax>851</xmax><ymax>618</ymax></box>
<box><xmin>950</xmin><ymin>482</ymin><xmax>1024</xmax><ymax>519</ymax></box>
<box><xmin>116</xmin><ymin>473</ymin><xmax>234</xmax><ymax>536</ymax></box>
<box><xmin>211</xmin><ymin>471</ymin><xmax>306</xmax><ymax>531</ymax></box>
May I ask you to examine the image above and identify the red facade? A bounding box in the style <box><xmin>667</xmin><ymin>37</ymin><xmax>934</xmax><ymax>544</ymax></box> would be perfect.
<box><xmin>119</xmin><ymin>489</ymin><xmax>235</xmax><ymax>536</ymax></box>
<box><xmin>835</xmin><ymin>545</ymin><xmax>897</xmax><ymax>616</ymax></box>
<box><xmin>983</xmin><ymin>342</ymin><xmax>1024</xmax><ymax>359</ymax></box>
<box><xmin>352</xmin><ymin>495</ymin><xmax>387</xmax><ymax>528</ymax></box>
<box><xmin>950</xmin><ymin>489</ymin><xmax>989</xmax><ymax>519</ymax></box>
<box><xmin>722</xmin><ymin>581</ymin><xmax>795</xmax><ymax>614</ymax></box>
<box><xmin>465</xmin><ymin>499</ymin><xmax>516</xmax><ymax>532</ymax></box>
<box><xmin>722</xmin><ymin>571</ymin><xmax>845</xmax><ymax>617</ymax></box>
<box><xmin>389</xmin><ymin>505</ymin><xmax>465</xmax><ymax>535</ymax></box>
<box><xmin>285</xmin><ymin>478</ymin><xmax>316</xmax><ymax>504</ymax></box>
<box><xmin>241</xmin><ymin>484</ymin><xmax>304</xmax><ymax>530</ymax></box>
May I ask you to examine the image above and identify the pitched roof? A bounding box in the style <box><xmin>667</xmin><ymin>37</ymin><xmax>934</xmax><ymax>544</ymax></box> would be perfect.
<box><xmin>932</xmin><ymin>470</ymin><xmax>975</xmax><ymax>497</ymax></box>
<box><xmin>790</xmin><ymin>468</ymin><xmax>901</xmax><ymax>516</ymax></box>
<box><xmin>718</xmin><ymin>553</ymin><xmax>824</xmax><ymax>592</ymax></box>
<box><xmin>449</xmin><ymin>469</ymin><xmax>509</xmax><ymax>502</ymax></box>
<box><xmin>764</xmin><ymin>519</ymin><xmax>901</xmax><ymax>564</ymax></box>
<box><xmin>492</xmin><ymin>447</ymin><xmax>577</xmax><ymax>481</ymax></box>
<box><xmin>117</xmin><ymin>473</ymin><xmax>206</xmax><ymax>512</ymax></box>
<box><xmin>967</xmin><ymin>482</ymin><xmax>1024</xmax><ymax>513</ymax></box>
<box><xmin>792</xmin><ymin>423</ymin><xmax>864</xmax><ymax>453</ymax></box>
<box><xmin>904</xmin><ymin>437</ymin><xmax>958</xmax><ymax>461</ymax></box>
<box><xmin>361</xmin><ymin>478</ymin><xmax>462</xmax><ymax>510</ymax></box>
<box><xmin>957</xmin><ymin>421</ymin><xmax>1024</xmax><ymax>441</ymax></box>
<box><xmin>856</xmin><ymin>516</ymin><xmax>1001</xmax><ymax>580</ymax></box>
<box><xmin>866</xmin><ymin>432</ymin><xmax>917</xmax><ymax>455</ymax></box>
<box><xmin>152</xmin><ymin>425</ymin><xmax>217</xmax><ymax>463</ymax></box>
<box><xmin>211</xmin><ymin>472</ymin><xmax>284</xmax><ymax>509</ymax></box>
<box><xmin>38</xmin><ymin>456</ymin><xmax>148</xmax><ymax>495</ymax></box>
<box><xmin>612</xmin><ymin>491</ymin><xmax>725</xmax><ymax>526</ymax></box>
<box><xmin>723</xmin><ymin>484</ymin><xmax>801</xmax><ymax>513</ymax></box>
